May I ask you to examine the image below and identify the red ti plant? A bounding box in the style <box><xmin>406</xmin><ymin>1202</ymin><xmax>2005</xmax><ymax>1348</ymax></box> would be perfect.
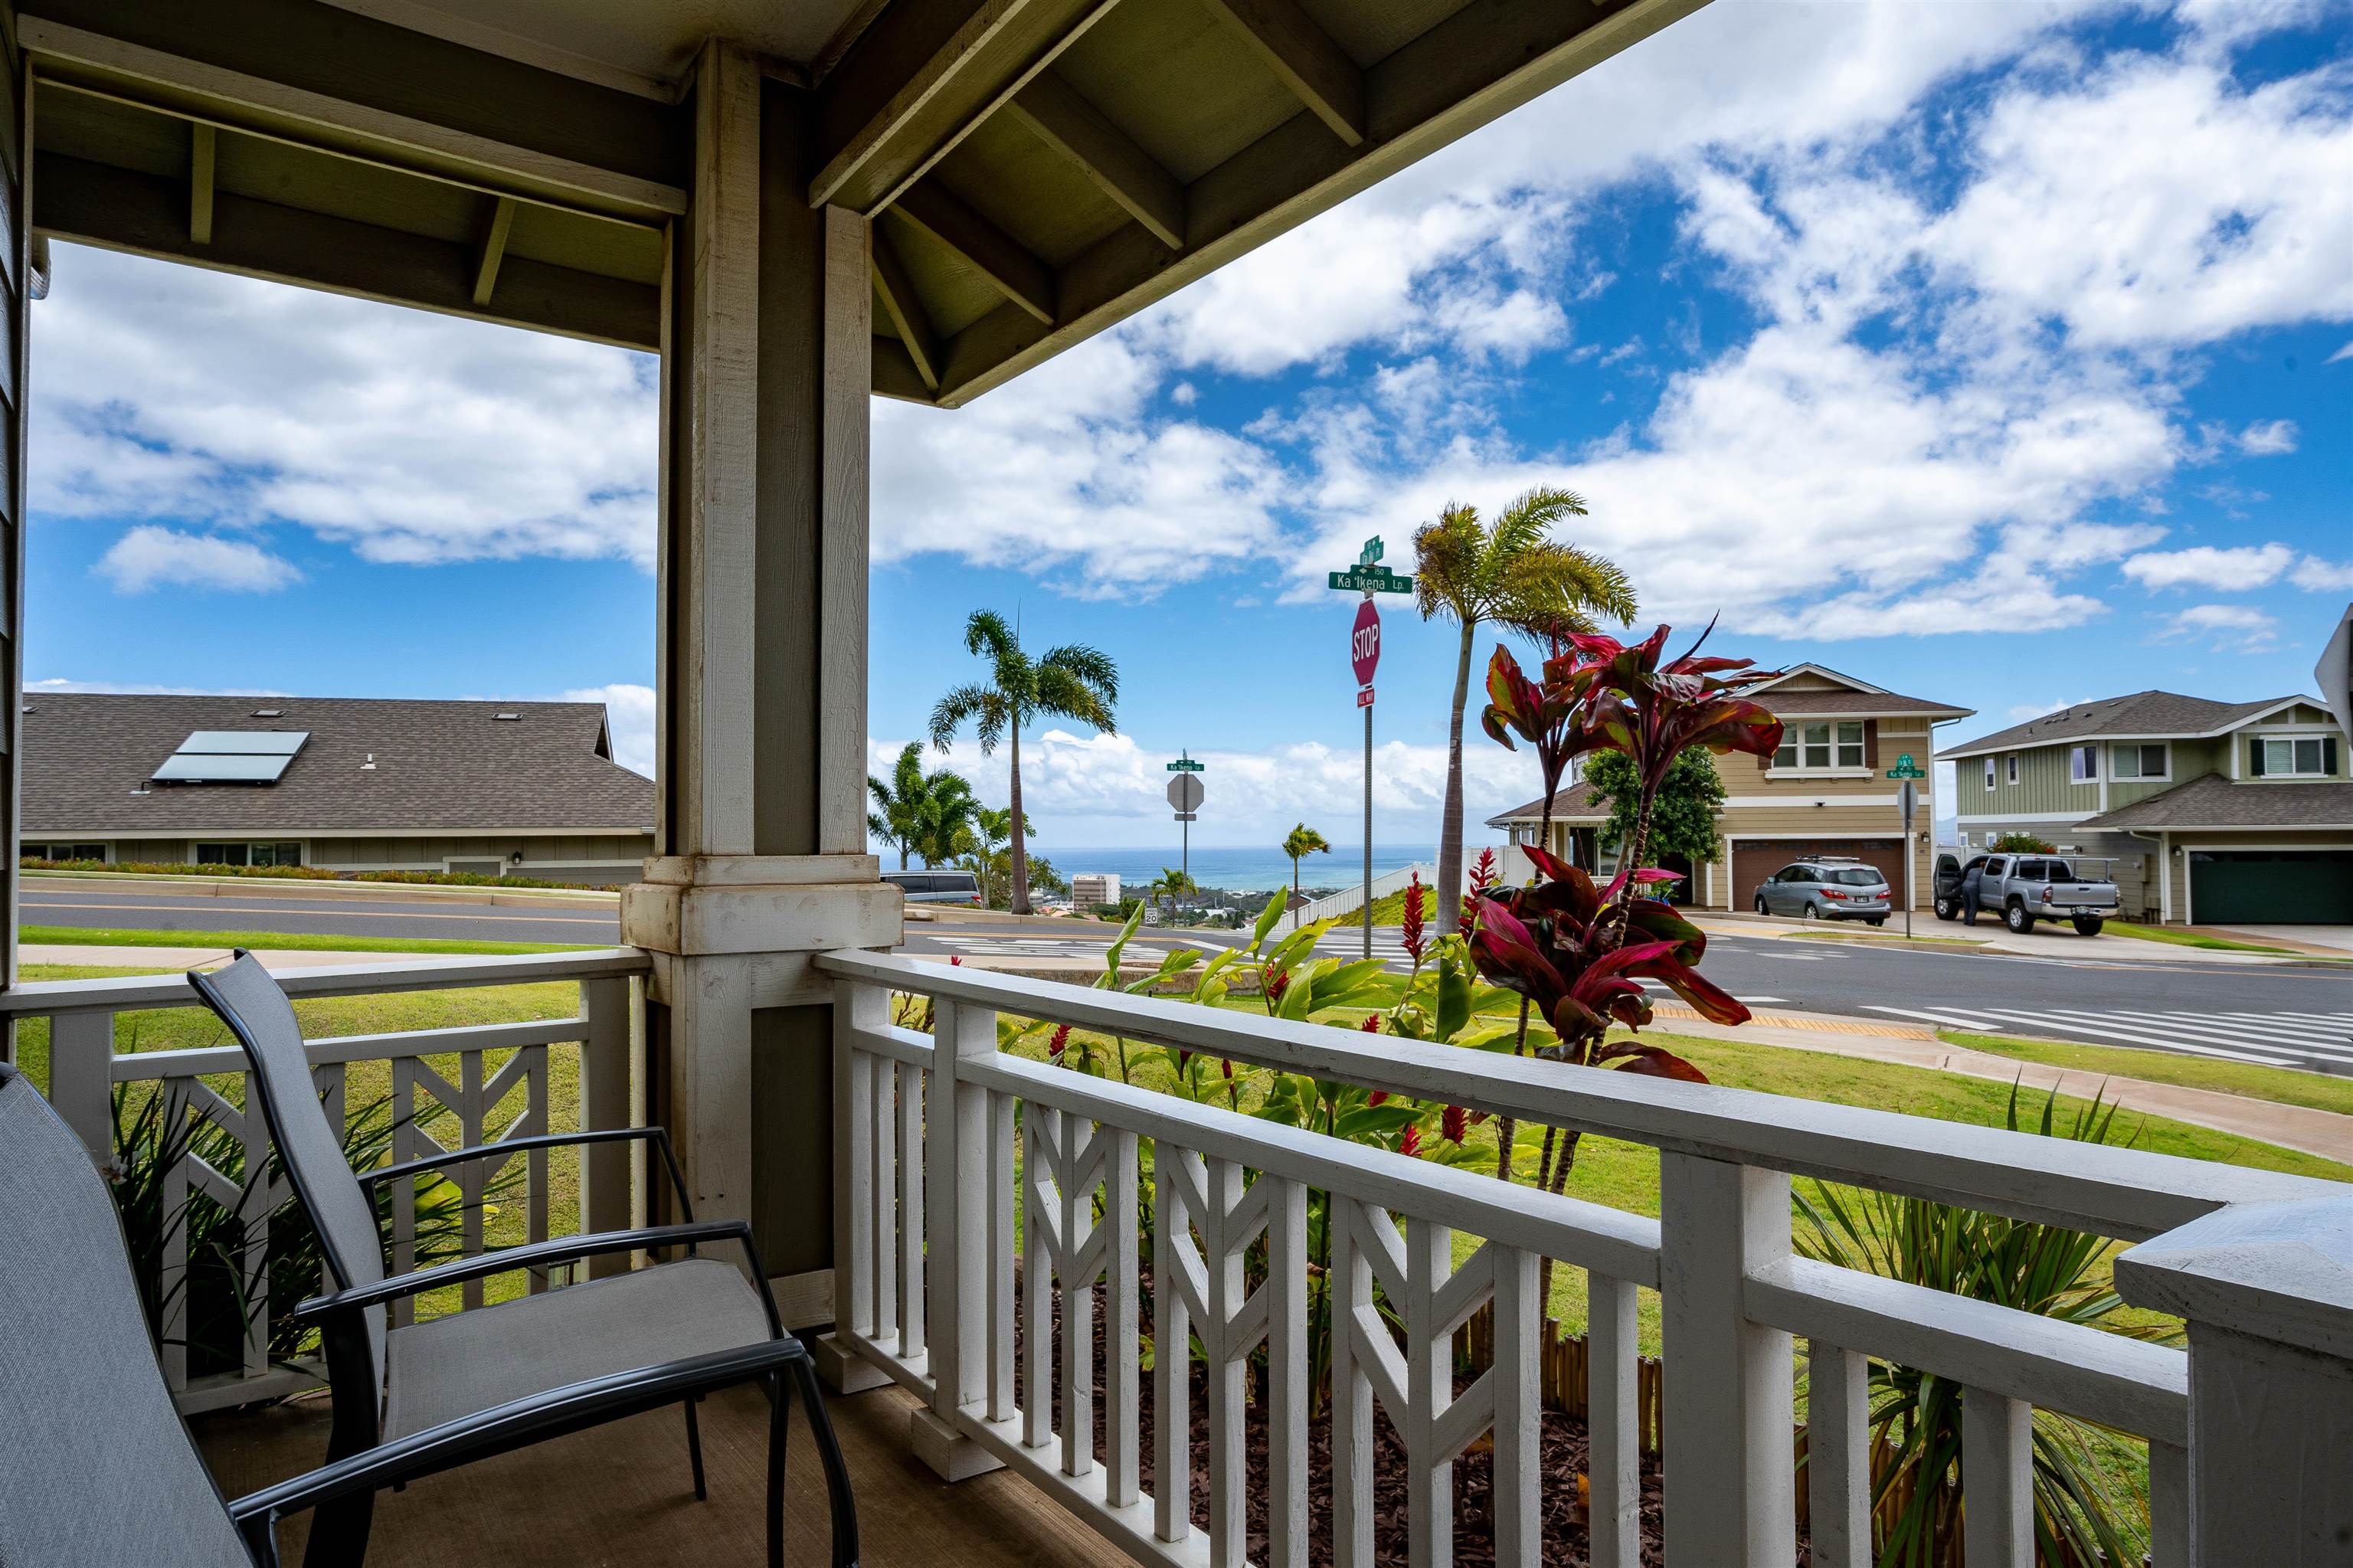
<box><xmin>1467</xmin><ymin>622</ymin><xmax>1782</xmax><ymax>1235</ymax></box>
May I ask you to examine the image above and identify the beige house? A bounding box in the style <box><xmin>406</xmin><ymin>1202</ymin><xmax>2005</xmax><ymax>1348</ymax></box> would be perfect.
<box><xmin>1487</xmin><ymin>663</ymin><xmax>1972</xmax><ymax>909</ymax></box>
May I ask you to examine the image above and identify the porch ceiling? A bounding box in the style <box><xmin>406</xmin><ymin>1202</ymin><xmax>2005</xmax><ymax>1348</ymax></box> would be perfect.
<box><xmin>22</xmin><ymin>0</ymin><xmax>1707</xmax><ymax>403</ymax></box>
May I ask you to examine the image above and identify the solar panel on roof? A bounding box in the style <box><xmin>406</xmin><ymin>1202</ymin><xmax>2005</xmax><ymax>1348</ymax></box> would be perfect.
<box><xmin>178</xmin><ymin>730</ymin><xmax>308</xmax><ymax>755</ymax></box>
<box><xmin>150</xmin><ymin>728</ymin><xmax>312</xmax><ymax>784</ymax></box>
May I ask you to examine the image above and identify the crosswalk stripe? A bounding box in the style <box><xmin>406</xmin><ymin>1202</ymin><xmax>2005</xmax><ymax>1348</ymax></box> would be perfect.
<box><xmin>2128</xmin><ymin>1012</ymin><xmax>2353</xmax><ymax>1055</ymax></box>
<box><xmin>1977</xmin><ymin>1008</ymin><xmax>2309</xmax><ymax>1066</ymax></box>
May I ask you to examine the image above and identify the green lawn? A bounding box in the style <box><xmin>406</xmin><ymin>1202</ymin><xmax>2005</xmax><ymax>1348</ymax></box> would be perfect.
<box><xmin>1936</xmin><ymin>1028</ymin><xmax>2353</xmax><ymax>1118</ymax></box>
<box><xmin>2106</xmin><ymin>921</ymin><xmax>2296</xmax><ymax>953</ymax></box>
<box><xmin>21</xmin><ymin>924</ymin><xmax>600</xmax><ymax>956</ymax></box>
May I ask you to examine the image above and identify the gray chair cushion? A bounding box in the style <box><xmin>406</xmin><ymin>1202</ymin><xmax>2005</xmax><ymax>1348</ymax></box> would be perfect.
<box><xmin>0</xmin><ymin>1067</ymin><xmax>255</xmax><ymax>1568</ymax></box>
<box><xmin>191</xmin><ymin>954</ymin><xmax>388</xmax><ymax>1381</ymax></box>
<box><xmin>381</xmin><ymin>1259</ymin><xmax>773</xmax><ymax>1439</ymax></box>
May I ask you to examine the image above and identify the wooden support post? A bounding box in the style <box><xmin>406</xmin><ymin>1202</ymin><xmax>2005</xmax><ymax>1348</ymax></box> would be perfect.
<box><xmin>1962</xmin><ymin>1387</ymin><xmax>2033</xmax><ymax>1568</ymax></box>
<box><xmin>577</xmin><ymin>974</ymin><xmax>634</xmax><ymax>1278</ymax></box>
<box><xmin>1660</xmin><ymin>1154</ymin><xmax>1795</xmax><ymax>1568</ymax></box>
<box><xmin>1805</xmin><ymin>1342</ymin><xmax>1870</xmax><ymax>1568</ymax></box>
<box><xmin>1587</xmin><ymin>1272</ymin><xmax>1641</xmax><ymax>1568</ymax></box>
<box><xmin>189</xmin><ymin>122</ymin><xmax>216</xmax><ymax>245</ymax></box>
<box><xmin>472</xmin><ymin>195</ymin><xmax>515</xmax><ymax>306</ymax></box>
<box><xmin>909</xmin><ymin>997</ymin><xmax>1004</xmax><ymax>1479</ymax></box>
<box><xmin>45</xmin><ymin>1011</ymin><xmax>114</xmax><ymax>1160</ymax></box>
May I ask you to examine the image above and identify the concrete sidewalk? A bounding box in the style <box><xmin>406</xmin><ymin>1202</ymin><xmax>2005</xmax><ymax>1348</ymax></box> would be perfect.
<box><xmin>20</xmin><ymin>944</ymin><xmax>560</xmax><ymax>970</ymax></box>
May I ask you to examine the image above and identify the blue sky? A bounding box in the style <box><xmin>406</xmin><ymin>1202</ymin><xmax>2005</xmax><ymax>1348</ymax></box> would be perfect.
<box><xmin>28</xmin><ymin>0</ymin><xmax>2353</xmax><ymax>851</ymax></box>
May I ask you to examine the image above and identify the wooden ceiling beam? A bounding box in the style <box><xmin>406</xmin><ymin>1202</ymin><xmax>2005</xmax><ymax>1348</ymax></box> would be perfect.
<box><xmin>930</xmin><ymin>0</ymin><xmax>1705</xmax><ymax>404</ymax></box>
<box><xmin>1006</xmin><ymin>70</ymin><xmax>1183</xmax><ymax>249</ymax></box>
<box><xmin>810</xmin><ymin>0</ymin><xmax>1123</xmax><ymax>216</ymax></box>
<box><xmin>188</xmin><ymin>119</ymin><xmax>215</xmax><ymax>243</ymax></box>
<box><xmin>1196</xmin><ymin>0</ymin><xmax>1364</xmax><ymax>147</ymax></box>
<box><xmin>869</xmin><ymin>222</ymin><xmax>941</xmax><ymax>389</ymax></box>
<box><xmin>895</xmin><ymin>179</ymin><xmax>1055</xmax><ymax>325</ymax></box>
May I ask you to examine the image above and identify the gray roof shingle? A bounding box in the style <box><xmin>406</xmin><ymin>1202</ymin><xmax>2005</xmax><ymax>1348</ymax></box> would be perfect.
<box><xmin>2078</xmin><ymin>773</ymin><xmax>2353</xmax><ymax>831</ymax></box>
<box><xmin>1939</xmin><ymin>691</ymin><xmax>2307</xmax><ymax>759</ymax></box>
<box><xmin>23</xmin><ymin>693</ymin><xmax>655</xmax><ymax>836</ymax></box>
<box><xmin>1746</xmin><ymin>687</ymin><xmax>1972</xmax><ymax>719</ymax></box>
<box><xmin>1484</xmin><ymin>781</ymin><xmax>1606</xmax><ymax>827</ymax></box>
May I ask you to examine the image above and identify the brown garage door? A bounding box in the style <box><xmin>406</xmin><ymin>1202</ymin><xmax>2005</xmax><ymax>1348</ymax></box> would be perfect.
<box><xmin>1729</xmin><ymin>839</ymin><xmax>1909</xmax><ymax>908</ymax></box>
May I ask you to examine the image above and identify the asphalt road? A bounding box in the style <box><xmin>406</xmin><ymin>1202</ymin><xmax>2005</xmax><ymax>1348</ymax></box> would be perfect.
<box><xmin>25</xmin><ymin>885</ymin><xmax>2353</xmax><ymax>1075</ymax></box>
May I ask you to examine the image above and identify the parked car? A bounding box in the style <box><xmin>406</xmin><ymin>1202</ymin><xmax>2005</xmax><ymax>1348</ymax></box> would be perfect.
<box><xmin>1932</xmin><ymin>853</ymin><xmax>2117</xmax><ymax>935</ymax></box>
<box><xmin>882</xmin><ymin>869</ymin><xmax>983</xmax><ymax>905</ymax></box>
<box><xmin>1751</xmin><ymin>856</ymin><xmax>1893</xmax><ymax>924</ymax></box>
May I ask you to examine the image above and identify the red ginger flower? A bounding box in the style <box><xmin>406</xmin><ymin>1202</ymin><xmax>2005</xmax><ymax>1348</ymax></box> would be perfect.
<box><xmin>1265</xmin><ymin>970</ymin><xmax>1290</xmax><ymax>1002</ymax></box>
<box><xmin>1398</xmin><ymin>1124</ymin><xmax>1422</xmax><ymax>1159</ymax></box>
<box><xmin>1442</xmin><ymin>1105</ymin><xmax>1468</xmax><ymax>1144</ymax></box>
<box><xmin>1047</xmin><ymin>1023</ymin><xmax>1070</xmax><ymax>1058</ymax></box>
<box><xmin>1361</xmin><ymin>1013</ymin><xmax>1383</xmax><ymax>1033</ymax></box>
<box><xmin>1366</xmin><ymin>1090</ymin><xmax>1389</xmax><ymax>1107</ymax></box>
<box><xmin>1401</xmin><ymin>873</ymin><xmax>1427</xmax><ymax>964</ymax></box>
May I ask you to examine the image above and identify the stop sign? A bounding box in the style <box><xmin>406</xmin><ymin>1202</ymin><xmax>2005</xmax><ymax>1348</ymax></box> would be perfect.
<box><xmin>1351</xmin><ymin>599</ymin><xmax>1380</xmax><ymax>686</ymax></box>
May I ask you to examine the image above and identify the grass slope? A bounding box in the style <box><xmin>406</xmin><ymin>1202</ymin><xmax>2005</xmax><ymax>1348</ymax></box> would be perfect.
<box><xmin>2104</xmin><ymin>921</ymin><xmax>2296</xmax><ymax>954</ymax></box>
<box><xmin>1937</xmin><ymin>1028</ymin><xmax>2353</xmax><ymax>1118</ymax></box>
<box><xmin>21</xmin><ymin>925</ymin><xmax>599</xmax><ymax>956</ymax></box>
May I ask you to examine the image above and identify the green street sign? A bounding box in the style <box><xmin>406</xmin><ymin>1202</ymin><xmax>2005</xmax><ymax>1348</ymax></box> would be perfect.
<box><xmin>1327</xmin><ymin>567</ymin><xmax>1415</xmax><ymax>594</ymax></box>
<box><xmin>1359</xmin><ymin>535</ymin><xmax>1384</xmax><ymax>567</ymax></box>
<box><xmin>1886</xmin><ymin>764</ymin><xmax>1926</xmax><ymax>779</ymax></box>
<box><xmin>1896</xmin><ymin>753</ymin><xmax>1916</xmax><ymax>768</ymax></box>
<box><xmin>1167</xmin><ymin>758</ymin><xmax>1205</xmax><ymax>772</ymax></box>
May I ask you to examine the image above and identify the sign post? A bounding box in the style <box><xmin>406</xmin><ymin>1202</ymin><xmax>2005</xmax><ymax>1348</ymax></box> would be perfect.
<box><xmin>1167</xmin><ymin>755</ymin><xmax>1205</xmax><ymax>892</ymax></box>
<box><xmin>1887</xmin><ymin>752</ymin><xmax>1926</xmax><ymax>939</ymax></box>
<box><xmin>1341</xmin><ymin>540</ymin><xmax>1392</xmax><ymax>960</ymax></box>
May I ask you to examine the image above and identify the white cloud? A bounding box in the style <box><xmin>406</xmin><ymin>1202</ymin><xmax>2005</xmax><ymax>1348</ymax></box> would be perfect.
<box><xmin>562</xmin><ymin>683</ymin><xmax>656</xmax><ymax>777</ymax></box>
<box><xmin>2329</xmin><ymin>340</ymin><xmax>2353</xmax><ymax>363</ymax></box>
<box><xmin>34</xmin><ymin>245</ymin><xmax>657</xmax><ymax>568</ymax></box>
<box><xmin>2008</xmin><ymin>697</ymin><xmax>2087</xmax><ymax>721</ymax></box>
<box><xmin>95</xmin><ymin>525</ymin><xmax>301</xmax><ymax>593</ymax></box>
<box><xmin>2155</xmin><ymin>601</ymin><xmax>2279</xmax><ymax>649</ymax></box>
<box><xmin>2120</xmin><ymin>542</ymin><xmax>2299</xmax><ymax>591</ymax></box>
<box><xmin>2292</xmin><ymin>555</ymin><xmax>2353</xmax><ymax>591</ymax></box>
<box><xmin>2237</xmin><ymin>419</ymin><xmax>2299</xmax><ymax>455</ymax></box>
<box><xmin>876</xmin><ymin>726</ymin><xmax>1541</xmax><ymax>847</ymax></box>
<box><xmin>26</xmin><ymin>676</ymin><xmax>290</xmax><ymax>696</ymax></box>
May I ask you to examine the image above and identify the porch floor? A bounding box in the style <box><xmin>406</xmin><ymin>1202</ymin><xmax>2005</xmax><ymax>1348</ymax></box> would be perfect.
<box><xmin>194</xmin><ymin>1375</ymin><xmax>1130</xmax><ymax>1567</ymax></box>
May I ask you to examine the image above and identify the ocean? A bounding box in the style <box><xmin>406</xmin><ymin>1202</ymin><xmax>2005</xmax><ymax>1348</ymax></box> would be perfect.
<box><xmin>1039</xmin><ymin>843</ymin><xmax>1434</xmax><ymax>894</ymax></box>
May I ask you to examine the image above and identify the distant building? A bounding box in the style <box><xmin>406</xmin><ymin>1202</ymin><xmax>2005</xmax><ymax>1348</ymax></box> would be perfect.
<box><xmin>22</xmin><ymin>693</ymin><xmax>655</xmax><ymax>885</ymax></box>
<box><xmin>1072</xmin><ymin>872</ymin><xmax>1121</xmax><ymax>906</ymax></box>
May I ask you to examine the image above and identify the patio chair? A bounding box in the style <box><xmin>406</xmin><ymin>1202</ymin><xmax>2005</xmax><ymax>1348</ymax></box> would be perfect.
<box><xmin>0</xmin><ymin>1060</ymin><xmax>814</xmax><ymax>1568</ymax></box>
<box><xmin>186</xmin><ymin>952</ymin><xmax>859</xmax><ymax>1568</ymax></box>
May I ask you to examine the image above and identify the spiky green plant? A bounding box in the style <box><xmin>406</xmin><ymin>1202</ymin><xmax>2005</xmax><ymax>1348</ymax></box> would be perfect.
<box><xmin>108</xmin><ymin>1079</ymin><xmax>509</xmax><ymax>1377</ymax></box>
<box><xmin>1794</xmin><ymin>1084</ymin><xmax>2175</xmax><ymax>1567</ymax></box>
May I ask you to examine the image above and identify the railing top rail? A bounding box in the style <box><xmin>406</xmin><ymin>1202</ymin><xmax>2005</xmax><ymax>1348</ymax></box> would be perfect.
<box><xmin>820</xmin><ymin>948</ymin><xmax>2340</xmax><ymax>1241</ymax></box>
<box><xmin>0</xmin><ymin>946</ymin><xmax>651</xmax><ymax>1017</ymax></box>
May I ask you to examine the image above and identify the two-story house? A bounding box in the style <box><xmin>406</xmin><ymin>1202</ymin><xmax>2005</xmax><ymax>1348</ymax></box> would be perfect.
<box><xmin>1486</xmin><ymin>664</ymin><xmax>1972</xmax><ymax>909</ymax></box>
<box><xmin>1939</xmin><ymin>689</ymin><xmax>2352</xmax><ymax>925</ymax></box>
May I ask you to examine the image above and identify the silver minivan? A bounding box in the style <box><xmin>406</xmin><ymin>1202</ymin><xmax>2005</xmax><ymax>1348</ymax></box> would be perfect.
<box><xmin>1752</xmin><ymin>857</ymin><xmax>1892</xmax><ymax>924</ymax></box>
<box><xmin>883</xmin><ymin>869</ymin><xmax>983</xmax><ymax>905</ymax></box>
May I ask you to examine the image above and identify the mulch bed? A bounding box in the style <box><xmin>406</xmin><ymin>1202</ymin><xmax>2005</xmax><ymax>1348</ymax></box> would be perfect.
<box><xmin>1013</xmin><ymin>1275</ymin><xmax>1679</xmax><ymax>1566</ymax></box>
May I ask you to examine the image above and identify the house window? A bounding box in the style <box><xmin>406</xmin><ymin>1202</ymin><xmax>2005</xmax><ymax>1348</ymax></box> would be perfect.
<box><xmin>2005</xmin><ymin>755</ymin><xmax>2018</xmax><ymax>784</ymax></box>
<box><xmin>22</xmin><ymin>843</ymin><xmax>106</xmax><ymax>862</ymax></box>
<box><xmin>1835</xmin><ymin>721</ymin><xmax>1864</xmax><ymax>768</ymax></box>
<box><xmin>2112</xmin><ymin>743</ymin><xmax>2168</xmax><ymax>780</ymax></box>
<box><xmin>1983</xmin><ymin>758</ymin><xmax>1996</xmax><ymax>789</ymax></box>
<box><xmin>195</xmin><ymin>842</ymin><xmax>304</xmax><ymax>868</ymax></box>
<box><xmin>2070</xmin><ymin>745</ymin><xmax>2099</xmax><ymax>783</ymax></box>
<box><xmin>2256</xmin><ymin>736</ymin><xmax>2332</xmax><ymax>777</ymax></box>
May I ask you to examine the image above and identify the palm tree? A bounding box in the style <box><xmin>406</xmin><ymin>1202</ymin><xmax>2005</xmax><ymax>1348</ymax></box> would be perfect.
<box><xmin>1149</xmin><ymin>866</ymin><xmax>1197</xmax><ymax>917</ymax></box>
<box><xmin>1281</xmin><ymin>823</ymin><xmax>1331</xmax><ymax>905</ymax></box>
<box><xmin>1413</xmin><ymin>488</ymin><xmax>1635</xmax><ymax>934</ymax></box>
<box><xmin>930</xmin><ymin>610</ymin><xmax>1118</xmax><ymax>915</ymax></box>
<box><xmin>866</xmin><ymin>741</ymin><xmax>979</xmax><ymax>869</ymax></box>
<box><xmin>951</xmin><ymin>805</ymin><xmax>1022</xmax><ymax>909</ymax></box>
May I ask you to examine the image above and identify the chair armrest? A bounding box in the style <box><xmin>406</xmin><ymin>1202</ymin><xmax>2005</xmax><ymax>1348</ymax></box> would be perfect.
<box><xmin>293</xmin><ymin>1220</ymin><xmax>767</xmax><ymax>1325</ymax></box>
<box><xmin>227</xmin><ymin>1340</ymin><xmax>805</xmax><ymax>1537</ymax></box>
<box><xmin>361</xmin><ymin>1125</ymin><xmax>695</xmax><ymax>1222</ymax></box>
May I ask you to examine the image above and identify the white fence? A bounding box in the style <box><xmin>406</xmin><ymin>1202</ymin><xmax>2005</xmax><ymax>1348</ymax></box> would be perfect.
<box><xmin>1269</xmin><ymin>860</ymin><xmax>1436</xmax><ymax>936</ymax></box>
<box><xmin>817</xmin><ymin>948</ymin><xmax>2350</xmax><ymax>1568</ymax></box>
<box><xmin>1</xmin><ymin>949</ymin><xmax>645</xmax><ymax>1412</ymax></box>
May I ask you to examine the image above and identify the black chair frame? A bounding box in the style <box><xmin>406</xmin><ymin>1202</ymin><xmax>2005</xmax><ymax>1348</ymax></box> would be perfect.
<box><xmin>188</xmin><ymin>958</ymin><xmax>858</xmax><ymax>1568</ymax></box>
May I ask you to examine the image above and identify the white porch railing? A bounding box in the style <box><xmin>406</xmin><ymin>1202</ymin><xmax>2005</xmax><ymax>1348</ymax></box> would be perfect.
<box><xmin>817</xmin><ymin>948</ymin><xmax>2352</xmax><ymax>1568</ymax></box>
<box><xmin>1269</xmin><ymin>861</ymin><xmax>1435</xmax><ymax>937</ymax></box>
<box><xmin>0</xmin><ymin>948</ymin><xmax>646</xmax><ymax>1413</ymax></box>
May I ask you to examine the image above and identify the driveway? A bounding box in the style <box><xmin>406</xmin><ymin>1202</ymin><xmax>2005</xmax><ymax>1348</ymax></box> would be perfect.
<box><xmin>2197</xmin><ymin>924</ymin><xmax>2353</xmax><ymax>954</ymax></box>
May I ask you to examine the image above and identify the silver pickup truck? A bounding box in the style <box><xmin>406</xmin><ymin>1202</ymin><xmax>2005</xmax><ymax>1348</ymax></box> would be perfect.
<box><xmin>1932</xmin><ymin>852</ymin><xmax>2119</xmax><ymax>936</ymax></box>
